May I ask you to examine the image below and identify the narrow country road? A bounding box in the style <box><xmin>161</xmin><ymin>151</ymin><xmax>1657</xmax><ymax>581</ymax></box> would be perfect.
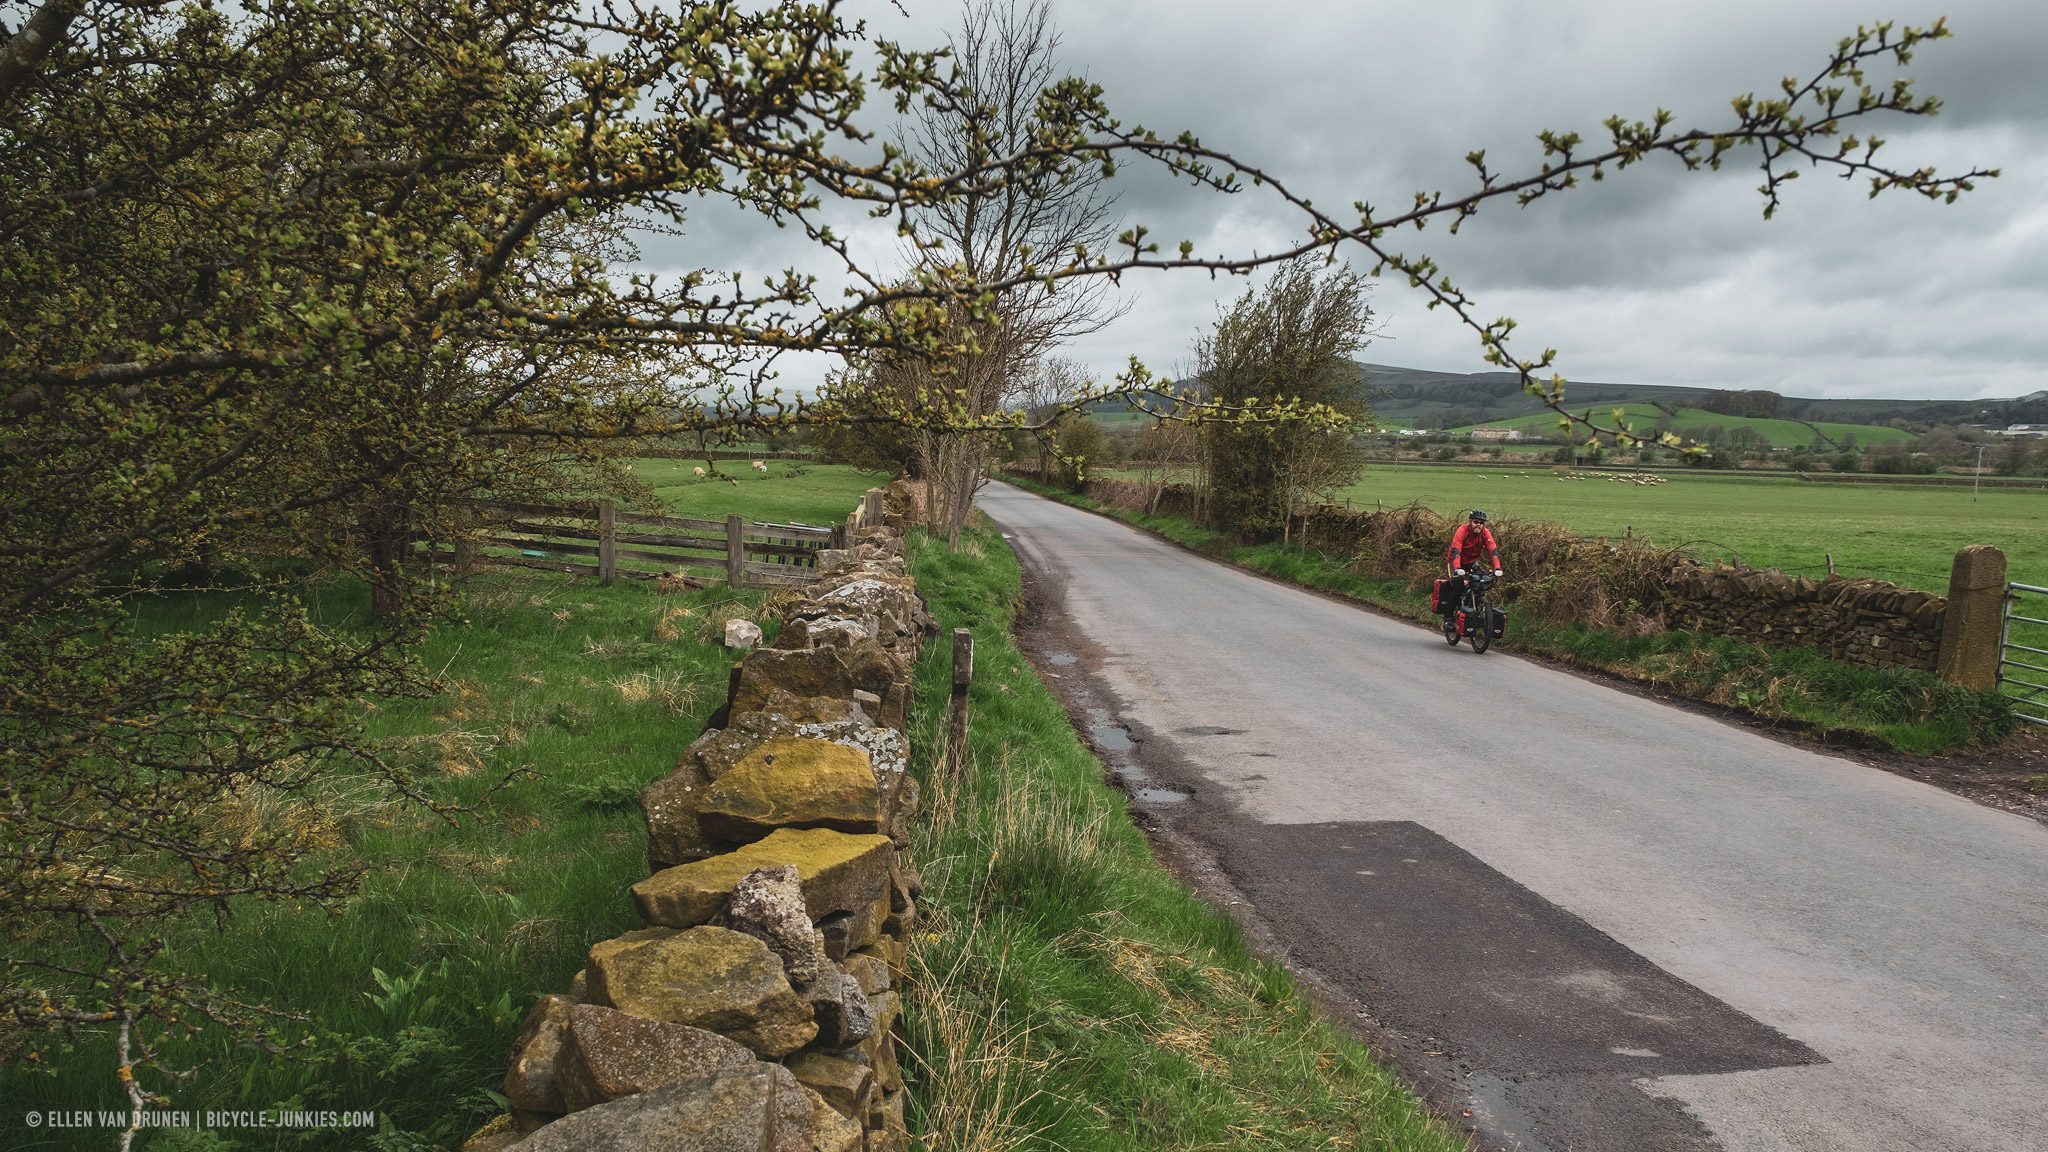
<box><xmin>977</xmin><ymin>481</ymin><xmax>2048</xmax><ymax>1152</ymax></box>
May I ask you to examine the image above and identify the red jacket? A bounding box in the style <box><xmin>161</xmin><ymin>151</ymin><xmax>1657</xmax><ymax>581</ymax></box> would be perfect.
<box><xmin>1446</xmin><ymin>523</ymin><xmax>1500</xmax><ymax>572</ymax></box>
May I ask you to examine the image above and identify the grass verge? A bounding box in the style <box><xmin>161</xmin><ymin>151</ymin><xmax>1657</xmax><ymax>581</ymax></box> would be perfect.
<box><xmin>900</xmin><ymin>524</ymin><xmax>1466</xmax><ymax>1152</ymax></box>
<box><xmin>6</xmin><ymin>581</ymin><xmax>770</xmax><ymax>1152</ymax></box>
<box><xmin>998</xmin><ymin>474</ymin><xmax>2011</xmax><ymax>757</ymax></box>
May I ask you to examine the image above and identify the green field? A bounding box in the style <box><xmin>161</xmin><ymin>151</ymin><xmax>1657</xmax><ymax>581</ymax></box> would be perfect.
<box><xmin>1455</xmin><ymin>404</ymin><xmax>1916</xmax><ymax>448</ymax></box>
<box><xmin>632</xmin><ymin>459</ymin><xmax>892</xmax><ymax>524</ymax></box>
<box><xmin>1332</xmin><ymin>465</ymin><xmax>2046</xmax><ymax>592</ymax></box>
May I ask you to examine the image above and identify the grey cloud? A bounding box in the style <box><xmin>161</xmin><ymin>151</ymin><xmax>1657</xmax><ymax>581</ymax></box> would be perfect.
<box><xmin>623</xmin><ymin>0</ymin><xmax>2045</xmax><ymax>401</ymax></box>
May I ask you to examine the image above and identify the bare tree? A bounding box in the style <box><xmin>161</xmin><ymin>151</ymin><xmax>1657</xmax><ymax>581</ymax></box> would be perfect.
<box><xmin>897</xmin><ymin>0</ymin><xmax>1127</xmax><ymax>545</ymax></box>
<box><xmin>1016</xmin><ymin>357</ymin><xmax>1094</xmax><ymax>477</ymax></box>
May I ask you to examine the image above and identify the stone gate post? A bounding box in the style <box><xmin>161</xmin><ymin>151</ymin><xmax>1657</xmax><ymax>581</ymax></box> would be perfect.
<box><xmin>1936</xmin><ymin>545</ymin><xmax>2007</xmax><ymax>691</ymax></box>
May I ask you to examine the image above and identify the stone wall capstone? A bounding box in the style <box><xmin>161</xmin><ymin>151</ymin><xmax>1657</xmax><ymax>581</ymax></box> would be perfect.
<box><xmin>467</xmin><ymin>482</ymin><xmax>933</xmax><ymax>1152</ymax></box>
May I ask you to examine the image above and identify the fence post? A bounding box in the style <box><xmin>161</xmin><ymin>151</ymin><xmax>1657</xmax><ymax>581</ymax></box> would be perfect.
<box><xmin>1936</xmin><ymin>545</ymin><xmax>2007</xmax><ymax>691</ymax></box>
<box><xmin>453</xmin><ymin>534</ymin><xmax>477</xmax><ymax>577</ymax></box>
<box><xmin>598</xmin><ymin>500</ymin><xmax>617</xmax><ymax>586</ymax></box>
<box><xmin>830</xmin><ymin>523</ymin><xmax>846</xmax><ymax>549</ymax></box>
<box><xmin>726</xmin><ymin>515</ymin><xmax>745</xmax><ymax>588</ymax></box>
<box><xmin>863</xmin><ymin>487</ymin><xmax>884</xmax><ymax>529</ymax></box>
<box><xmin>945</xmin><ymin>628</ymin><xmax>973</xmax><ymax>775</ymax></box>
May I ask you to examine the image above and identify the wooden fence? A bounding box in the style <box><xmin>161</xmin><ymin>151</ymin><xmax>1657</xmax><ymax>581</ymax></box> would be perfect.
<box><xmin>423</xmin><ymin>488</ymin><xmax>888</xmax><ymax>589</ymax></box>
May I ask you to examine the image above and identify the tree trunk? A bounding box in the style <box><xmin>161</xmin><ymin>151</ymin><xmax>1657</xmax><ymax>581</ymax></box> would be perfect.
<box><xmin>365</xmin><ymin>520</ymin><xmax>407</xmax><ymax>619</ymax></box>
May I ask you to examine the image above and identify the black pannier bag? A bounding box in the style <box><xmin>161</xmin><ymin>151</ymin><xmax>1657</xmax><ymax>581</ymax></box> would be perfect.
<box><xmin>1486</xmin><ymin>606</ymin><xmax>1507</xmax><ymax>638</ymax></box>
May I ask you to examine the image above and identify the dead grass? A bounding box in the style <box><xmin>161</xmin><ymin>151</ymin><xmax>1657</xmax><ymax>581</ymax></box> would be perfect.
<box><xmin>651</xmin><ymin>602</ymin><xmax>695</xmax><ymax>641</ymax></box>
<box><xmin>906</xmin><ymin>906</ymin><xmax>1052</xmax><ymax>1152</ymax></box>
<box><xmin>609</xmin><ymin>670</ymin><xmax>700</xmax><ymax>713</ymax></box>
<box><xmin>582</xmin><ymin>635</ymin><xmax>635</xmax><ymax>660</ymax></box>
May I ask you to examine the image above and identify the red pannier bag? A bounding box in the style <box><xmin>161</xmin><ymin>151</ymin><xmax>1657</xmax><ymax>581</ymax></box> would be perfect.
<box><xmin>1430</xmin><ymin>578</ymin><xmax>1447</xmax><ymax>613</ymax></box>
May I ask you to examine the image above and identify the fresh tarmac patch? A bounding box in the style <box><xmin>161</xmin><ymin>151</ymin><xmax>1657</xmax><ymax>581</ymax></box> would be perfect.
<box><xmin>1210</xmin><ymin>819</ymin><xmax>1822</xmax><ymax>1151</ymax></box>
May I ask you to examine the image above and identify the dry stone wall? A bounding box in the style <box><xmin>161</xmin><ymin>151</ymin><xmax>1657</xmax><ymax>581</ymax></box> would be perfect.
<box><xmin>1652</xmin><ymin>561</ymin><xmax>1944</xmax><ymax>671</ymax></box>
<box><xmin>1065</xmin><ymin>477</ymin><xmax>1949</xmax><ymax>674</ymax></box>
<box><xmin>467</xmin><ymin>483</ymin><xmax>934</xmax><ymax>1152</ymax></box>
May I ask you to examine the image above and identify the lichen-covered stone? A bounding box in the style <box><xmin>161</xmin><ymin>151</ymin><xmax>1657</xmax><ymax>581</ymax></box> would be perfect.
<box><xmin>503</xmin><ymin>994</ymin><xmax>576</xmax><ymax>1114</ymax></box>
<box><xmin>816</xmin><ymin>893</ymin><xmax>888</xmax><ymax>961</ymax></box>
<box><xmin>729</xmin><ymin>642</ymin><xmax>908</xmax><ymax>728</ymax></box>
<box><xmin>633</xmin><ymin>828</ymin><xmax>893</xmax><ymax>930</ymax></box>
<box><xmin>641</xmin><ymin>755</ymin><xmax>716</xmax><ymax>871</ymax></box>
<box><xmin>781</xmin><ymin>614</ymin><xmax>877</xmax><ymax>650</ymax></box>
<box><xmin>584</xmin><ymin>926</ymin><xmax>817</xmax><ymax>1058</ymax></box>
<box><xmin>786</xmin><ymin>1051</ymin><xmax>875</xmax><ymax>1122</ymax></box>
<box><xmin>866</xmin><ymin>1087</ymin><xmax>909</xmax><ymax>1151</ymax></box>
<box><xmin>719</xmin><ymin>865</ymin><xmax>827</xmax><ymax>987</ymax></box>
<box><xmin>511</xmin><ymin>1064</ymin><xmax>775</xmax><ymax>1152</ymax></box>
<box><xmin>460</xmin><ymin>1114</ymin><xmax>520</xmax><ymax>1152</ymax></box>
<box><xmin>776</xmin><ymin>1080</ymin><xmax>864</xmax><ymax>1152</ymax></box>
<box><xmin>841</xmin><ymin>952</ymin><xmax>890</xmax><ymax>996</ymax></box>
<box><xmin>869</xmin><ymin>933</ymin><xmax>906</xmax><ymax>979</ymax></box>
<box><xmin>801</xmin><ymin>960</ymin><xmax>873</xmax><ymax>1049</ymax></box>
<box><xmin>698</xmin><ymin>738</ymin><xmax>881</xmax><ymax>841</ymax></box>
<box><xmin>557</xmin><ymin>1003</ymin><xmax>754</xmax><ymax>1111</ymax></box>
<box><xmin>683</xmin><ymin>705</ymin><xmax>848</xmax><ymax>784</ymax></box>
<box><xmin>802</xmin><ymin>577</ymin><xmax>929</xmax><ymax>643</ymax></box>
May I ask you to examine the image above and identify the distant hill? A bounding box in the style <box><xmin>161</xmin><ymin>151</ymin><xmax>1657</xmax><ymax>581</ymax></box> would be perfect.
<box><xmin>1081</xmin><ymin>362</ymin><xmax>2048</xmax><ymax>439</ymax></box>
<box><xmin>1358</xmin><ymin>362</ymin><xmax>2040</xmax><ymax>430</ymax></box>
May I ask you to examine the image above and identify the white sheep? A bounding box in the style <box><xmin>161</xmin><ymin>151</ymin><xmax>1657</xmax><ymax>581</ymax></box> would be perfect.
<box><xmin>751</xmin><ymin>460</ymin><xmax>767</xmax><ymax>473</ymax></box>
<box><xmin>692</xmin><ymin>466</ymin><xmax>706</xmax><ymax>478</ymax></box>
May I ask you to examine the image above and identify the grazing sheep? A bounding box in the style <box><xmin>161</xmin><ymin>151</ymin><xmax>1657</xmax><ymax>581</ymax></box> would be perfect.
<box><xmin>751</xmin><ymin>460</ymin><xmax>767</xmax><ymax>473</ymax></box>
<box><xmin>692</xmin><ymin>466</ymin><xmax>706</xmax><ymax>478</ymax></box>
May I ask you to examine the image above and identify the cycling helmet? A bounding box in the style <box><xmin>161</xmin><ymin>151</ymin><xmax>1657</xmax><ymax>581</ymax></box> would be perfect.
<box><xmin>1469</xmin><ymin>509</ymin><xmax>1488</xmax><ymax>523</ymax></box>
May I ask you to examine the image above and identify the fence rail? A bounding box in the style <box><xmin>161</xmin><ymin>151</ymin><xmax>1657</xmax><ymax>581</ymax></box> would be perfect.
<box><xmin>2001</xmin><ymin>582</ymin><xmax>2048</xmax><ymax>727</ymax></box>
<box><xmin>420</xmin><ymin>489</ymin><xmax>888</xmax><ymax>590</ymax></box>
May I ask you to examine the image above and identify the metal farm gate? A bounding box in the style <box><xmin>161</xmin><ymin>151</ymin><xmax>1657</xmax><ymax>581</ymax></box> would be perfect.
<box><xmin>2002</xmin><ymin>582</ymin><xmax>2048</xmax><ymax>726</ymax></box>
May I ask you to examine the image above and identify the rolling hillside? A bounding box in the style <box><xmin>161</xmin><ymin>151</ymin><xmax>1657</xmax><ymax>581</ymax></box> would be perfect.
<box><xmin>1083</xmin><ymin>361</ymin><xmax>2041</xmax><ymax>445</ymax></box>
<box><xmin>1451</xmin><ymin>405</ymin><xmax>1916</xmax><ymax>448</ymax></box>
<box><xmin>1360</xmin><ymin>362</ymin><xmax>2038</xmax><ymax>430</ymax></box>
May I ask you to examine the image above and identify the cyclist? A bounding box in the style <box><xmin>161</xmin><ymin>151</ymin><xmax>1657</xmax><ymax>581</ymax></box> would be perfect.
<box><xmin>1441</xmin><ymin>509</ymin><xmax>1503</xmax><ymax>616</ymax></box>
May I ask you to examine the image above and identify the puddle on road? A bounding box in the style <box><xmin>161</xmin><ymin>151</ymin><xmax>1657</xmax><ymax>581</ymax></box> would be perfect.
<box><xmin>1134</xmin><ymin>787</ymin><xmax>1191</xmax><ymax>806</ymax></box>
<box><xmin>1179</xmin><ymin>725</ymin><xmax>1246</xmax><ymax>737</ymax></box>
<box><xmin>1085</xmin><ymin>706</ymin><xmax>1194</xmax><ymax>809</ymax></box>
<box><xmin>1046</xmin><ymin>652</ymin><xmax>1078</xmax><ymax>666</ymax></box>
<box><xmin>1465</xmin><ymin>1075</ymin><xmax>1553</xmax><ymax>1152</ymax></box>
<box><xmin>1086</xmin><ymin>707</ymin><xmax>1135</xmax><ymax>755</ymax></box>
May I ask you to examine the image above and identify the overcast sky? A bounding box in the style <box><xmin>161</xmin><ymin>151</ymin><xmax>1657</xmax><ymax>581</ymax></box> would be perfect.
<box><xmin>645</xmin><ymin>1</ymin><xmax>2048</xmax><ymax>402</ymax></box>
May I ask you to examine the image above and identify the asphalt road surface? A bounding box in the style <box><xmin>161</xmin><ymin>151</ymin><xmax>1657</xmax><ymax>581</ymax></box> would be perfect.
<box><xmin>978</xmin><ymin>481</ymin><xmax>2048</xmax><ymax>1152</ymax></box>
